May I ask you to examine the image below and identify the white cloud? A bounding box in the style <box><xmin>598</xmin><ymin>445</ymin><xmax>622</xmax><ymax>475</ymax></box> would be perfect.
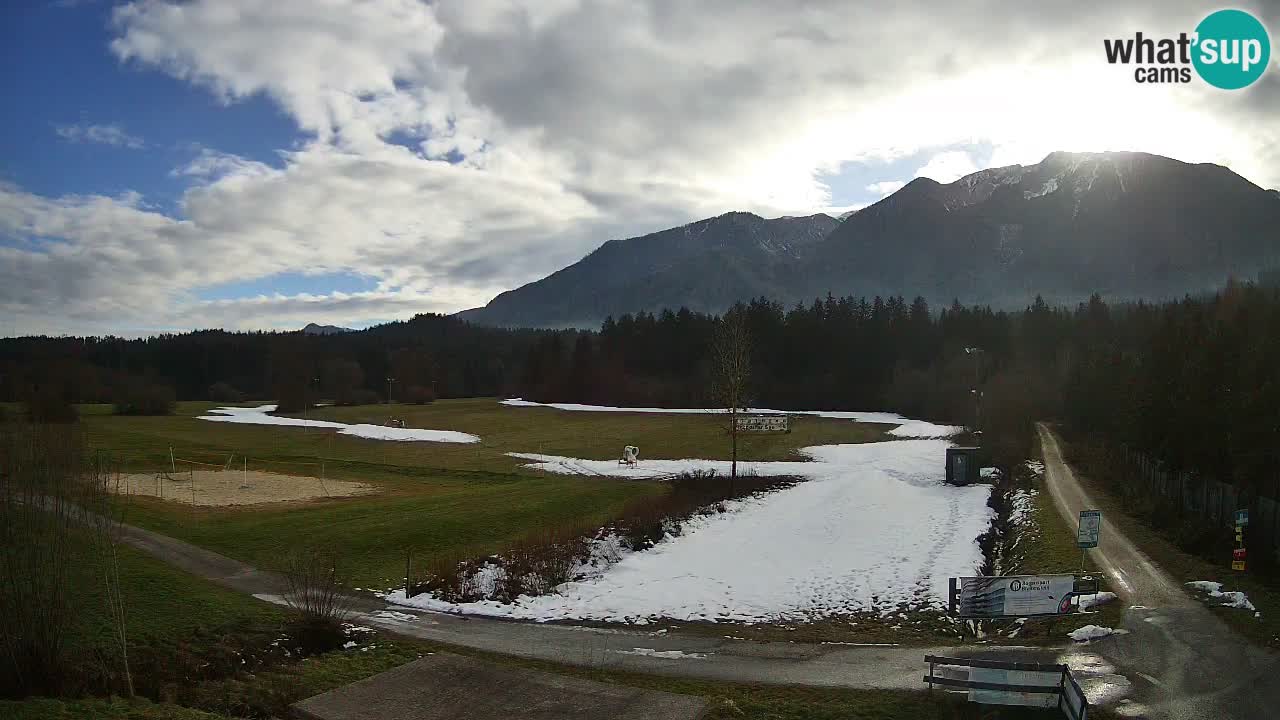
<box><xmin>866</xmin><ymin>180</ymin><xmax>907</xmax><ymax>197</ymax></box>
<box><xmin>914</xmin><ymin>151</ymin><xmax>981</xmax><ymax>184</ymax></box>
<box><xmin>53</xmin><ymin>122</ymin><xmax>145</xmax><ymax>149</ymax></box>
<box><xmin>6</xmin><ymin>0</ymin><xmax>1280</xmax><ymax>334</ymax></box>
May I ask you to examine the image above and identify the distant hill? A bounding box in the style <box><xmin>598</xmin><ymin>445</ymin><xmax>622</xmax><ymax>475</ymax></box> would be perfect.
<box><xmin>460</xmin><ymin>151</ymin><xmax>1280</xmax><ymax>328</ymax></box>
<box><xmin>301</xmin><ymin>322</ymin><xmax>353</xmax><ymax>335</ymax></box>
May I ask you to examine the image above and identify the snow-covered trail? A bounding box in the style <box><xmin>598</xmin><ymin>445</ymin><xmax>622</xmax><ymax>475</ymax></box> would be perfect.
<box><xmin>500</xmin><ymin>398</ymin><xmax>963</xmax><ymax>438</ymax></box>
<box><xmin>389</xmin><ymin>440</ymin><xmax>993</xmax><ymax>624</ymax></box>
<box><xmin>197</xmin><ymin>404</ymin><xmax>480</xmax><ymax>444</ymax></box>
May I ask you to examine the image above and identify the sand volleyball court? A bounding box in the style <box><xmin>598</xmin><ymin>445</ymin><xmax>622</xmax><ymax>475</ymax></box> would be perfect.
<box><xmin>116</xmin><ymin>469</ymin><xmax>376</xmax><ymax>506</ymax></box>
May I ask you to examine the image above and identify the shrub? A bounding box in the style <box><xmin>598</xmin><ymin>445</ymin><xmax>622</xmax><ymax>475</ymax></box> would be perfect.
<box><xmin>281</xmin><ymin>547</ymin><xmax>351</xmax><ymax>654</ymax></box>
<box><xmin>113</xmin><ymin>378</ymin><xmax>176</xmax><ymax>416</ymax></box>
<box><xmin>207</xmin><ymin>381</ymin><xmax>244</xmax><ymax>403</ymax></box>
<box><xmin>400</xmin><ymin>384</ymin><xmax>436</xmax><ymax>405</ymax></box>
<box><xmin>23</xmin><ymin>384</ymin><xmax>78</xmax><ymax>423</ymax></box>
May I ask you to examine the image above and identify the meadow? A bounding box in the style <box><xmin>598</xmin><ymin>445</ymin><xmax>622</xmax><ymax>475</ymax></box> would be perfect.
<box><xmin>85</xmin><ymin>398</ymin><xmax>889</xmax><ymax>588</ymax></box>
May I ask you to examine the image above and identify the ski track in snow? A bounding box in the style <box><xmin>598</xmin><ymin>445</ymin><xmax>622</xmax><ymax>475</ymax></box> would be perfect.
<box><xmin>500</xmin><ymin>398</ymin><xmax>964</xmax><ymax>438</ymax></box>
<box><xmin>197</xmin><ymin>404</ymin><xmax>480</xmax><ymax>444</ymax></box>
<box><xmin>388</xmin><ymin>438</ymin><xmax>993</xmax><ymax>624</ymax></box>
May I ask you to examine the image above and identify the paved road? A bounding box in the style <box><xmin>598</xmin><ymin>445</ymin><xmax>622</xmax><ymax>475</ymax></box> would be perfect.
<box><xmin>1037</xmin><ymin>424</ymin><xmax>1280</xmax><ymax>719</ymax></box>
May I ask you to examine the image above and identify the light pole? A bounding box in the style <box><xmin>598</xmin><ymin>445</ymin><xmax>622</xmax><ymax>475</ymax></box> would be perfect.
<box><xmin>386</xmin><ymin>377</ymin><xmax>396</xmax><ymax>404</ymax></box>
<box><xmin>964</xmin><ymin>347</ymin><xmax>983</xmax><ymax>432</ymax></box>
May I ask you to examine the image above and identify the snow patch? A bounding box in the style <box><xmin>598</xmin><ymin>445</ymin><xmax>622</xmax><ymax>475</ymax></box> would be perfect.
<box><xmin>370</xmin><ymin>610</ymin><xmax>418</xmax><ymax>623</ymax></box>
<box><xmin>1078</xmin><ymin>592</ymin><xmax>1118</xmax><ymax>612</ymax></box>
<box><xmin>199</xmin><ymin>405</ymin><xmax>479</xmax><ymax>443</ymax></box>
<box><xmin>1068</xmin><ymin>625</ymin><xmax>1128</xmax><ymax>642</ymax></box>
<box><xmin>391</xmin><ymin>439</ymin><xmax>994</xmax><ymax>624</ymax></box>
<box><xmin>500</xmin><ymin>399</ymin><xmax>962</xmax><ymax>438</ymax></box>
<box><xmin>1023</xmin><ymin>177</ymin><xmax>1059</xmax><ymax>199</ymax></box>
<box><xmin>615</xmin><ymin>647</ymin><xmax>707</xmax><ymax>660</ymax></box>
<box><xmin>1186</xmin><ymin>581</ymin><xmax>1256</xmax><ymax>611</ymax></box>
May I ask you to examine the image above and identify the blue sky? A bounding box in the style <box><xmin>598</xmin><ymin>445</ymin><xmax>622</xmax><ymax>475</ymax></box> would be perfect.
<box><xmin>1</xmin><ymin>1</ymin><xmax>1276</xmax><ymax>336</ymax></box>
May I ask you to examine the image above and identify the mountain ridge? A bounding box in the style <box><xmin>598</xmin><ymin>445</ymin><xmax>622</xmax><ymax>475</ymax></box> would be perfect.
<box><xmin>460</xmin><ymin>151</ymin><xmax>1280</xmax><ymax>328</ymax></box>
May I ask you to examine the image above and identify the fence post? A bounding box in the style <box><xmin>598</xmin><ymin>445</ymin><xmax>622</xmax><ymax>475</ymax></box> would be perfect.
<box><xmin>405</xmin><ymin>550</ymin><xmax>413</xmax><ymax>599</ymax></box>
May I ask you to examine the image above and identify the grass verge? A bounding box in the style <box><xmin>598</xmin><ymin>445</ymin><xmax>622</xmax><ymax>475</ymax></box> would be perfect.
<box><xmin>27</xmin><ymin>538</ymin><xmax>1097</xmax><ymax>720</ymax></box>
<box><xmin>998</xmin><ymin>463</ymin><xmax>1124</xmax><ymax>643</ymax></box>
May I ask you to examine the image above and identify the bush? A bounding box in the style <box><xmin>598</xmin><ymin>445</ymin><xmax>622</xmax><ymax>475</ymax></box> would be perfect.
<box><xmin>281</xmin><ymin>547</ymin><xmax>351</xmax><ymax>654</ymax></box>
<box><xmin>207</xmin><ymin>382</ymin><xmax>244</xmax><ymax>403</ymax></box>
<box><xmin>114</xmin><ymin>378</ymin><xmax>176</xmax><ymax>416</ymax></box>
<box><xmin>23</xmin><ymin>384</ymin><xmax>78</xmax><ymax>423</ymax></box>
<box><xmin>400</xmin><ymin>384</ymin><xmax>436</xmax><ymax>405</ymax></box>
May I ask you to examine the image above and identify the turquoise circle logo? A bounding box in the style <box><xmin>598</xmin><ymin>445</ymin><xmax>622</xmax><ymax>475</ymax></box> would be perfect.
<box><xmin>1192</xmin><ymin>9</ymin><xmax>1271</xmax><ymax>89</ymax></box>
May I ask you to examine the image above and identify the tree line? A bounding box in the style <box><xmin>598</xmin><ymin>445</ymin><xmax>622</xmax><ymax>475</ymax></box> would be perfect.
<box><xmin>3</xmin><ymin>285</ymin><xmax>1278</xmax><ymax>496</ymax></box>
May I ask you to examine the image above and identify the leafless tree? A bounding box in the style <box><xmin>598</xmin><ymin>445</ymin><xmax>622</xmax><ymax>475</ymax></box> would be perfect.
<box><xmin>86</xmin><ymin>453</ymin><xmax>133</xmax><ymax>697</ymax></box>
<box><xmin>282</xmin><ymin>546</ymin><xmax>352</xmax><ymax>625</ymax></box>
<box><xmin>0</xmin><ymin>420</ymin><xmax>132</xmax><ymax>697</ymax></box>
<box><xmin>711</xmin><ymin>309</ymin><xmax>752</xmax><ymax>488</ymax></box>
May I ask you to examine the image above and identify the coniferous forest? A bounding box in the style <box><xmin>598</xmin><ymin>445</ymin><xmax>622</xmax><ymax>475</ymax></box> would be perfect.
<box><xmin>3</xmin><ymin>284</ymin><xmax>1279</xmax><ymax>497</ymax></box>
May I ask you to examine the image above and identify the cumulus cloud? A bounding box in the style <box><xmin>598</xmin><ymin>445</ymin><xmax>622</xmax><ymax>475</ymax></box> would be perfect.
<box><xmin>53</xmin><ymin>122</ymin><xmax>145</xmax><ymax>149</ymax></box>
<box><xmin>866</xmin><ymin>180</ymin><xmax>908</xmax><ymax>197</ymax></box>
<box><xmin>915</xmin><ymin>151</ymin><xmax>981</xmax><ymax>183</ymax></box>
<box><xmin>7</xmin><ymin>0</ymin><xmax>1280</xmax><ymax>334</ymax></box>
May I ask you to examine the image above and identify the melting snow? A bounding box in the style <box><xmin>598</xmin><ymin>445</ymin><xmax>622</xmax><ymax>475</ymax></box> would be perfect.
<box><xmin>388</xmin><ymin>439</ymin><xmax>994</xmax><ymax>624</ymax></box>
<box><xmin>198</xmin><ymin>405</ymin><xmax>480</xmax><ymax>443</ymax></box>
<box><xmin>1078</xmin><ymin>592</ymin><xmax>1118</xmax><ymax>612</ymax></box>
<box><xmin>615</xmin><ymin>647</ymin><xmax>707</xmax><ymax>659</ymax></box>
<box><xmin>1186</xmin><ymin>581</ymin><xmax>1257</xmax><ymax>611</ymax></box>
<box><xmin>1069</xmin><ymin>625</ymin><xmax>1128</xmax><ymax>642</ymax></box>
<box><xmin>500</xmin><ymin>399</ymin><xmax>962</xmax><ymax>438</ymax></box>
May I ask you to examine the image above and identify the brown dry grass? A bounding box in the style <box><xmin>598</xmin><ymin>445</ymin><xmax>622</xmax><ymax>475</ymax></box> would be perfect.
<box><xmin>117</xmin><ymin>470</ymin><xmax>375</xmax><ymax>507</ymax></box>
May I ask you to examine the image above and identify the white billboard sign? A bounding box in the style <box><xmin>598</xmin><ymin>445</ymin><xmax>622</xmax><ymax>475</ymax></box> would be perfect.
<box><xmin>958</xmin><ymin>575</ymin><xmax>1076</xmax><ymax>618</ymax></box>
<box><xmin>735</xmin><ymin>415</ymin><xmax>789</xmax><ymax>433</ymax></box>
<box><xmin>1077</xmin><ymin>510</ymin><xmax>1101</xmax><ymax>548</ymax></box>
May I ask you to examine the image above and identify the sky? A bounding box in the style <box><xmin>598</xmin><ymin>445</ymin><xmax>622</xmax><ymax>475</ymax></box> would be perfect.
<box><xmin>2</xmin><ymin>0</ymin><xmax>1278</xmax><ymax>336</ymax></box>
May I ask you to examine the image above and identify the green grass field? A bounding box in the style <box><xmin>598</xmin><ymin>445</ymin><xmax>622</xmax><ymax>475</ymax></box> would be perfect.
<box><xmin>12</xmin><ymin>511</ymin><xmax>1077</xmax><ymax>720</ymax></box>
<box><xmin>85</xmin><ymin>398</ymin><xmax>887</xmax><ymax>588</ymax></box>
<box><xmin>1004</xmin><ymin>471</ymin><xmax>1125</xmax><ymax>642</ymax></box>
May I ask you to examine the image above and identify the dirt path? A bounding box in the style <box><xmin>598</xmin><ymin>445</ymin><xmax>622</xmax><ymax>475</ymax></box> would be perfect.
<box><xmin>113</xmin><ymin>517</ymin><xmax>1096</xmax><ymax>695</ymax></box>
<box><xmin>1037</xmin><ymin>423</ymin><xmax>1280</xmax><ymax>719</ymax></box>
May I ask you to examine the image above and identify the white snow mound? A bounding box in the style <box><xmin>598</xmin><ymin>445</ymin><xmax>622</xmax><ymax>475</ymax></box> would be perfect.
<box><xmin>1068</xmin><ymin>625</ymin><xmax>1128</xmax><ymax>642</ymax></box>
<box><xmin>1077</xmin><ymin>592</ymin><xmax>1118</xmax><ymax>612</ymax></box>
<box><xmin>198</xmin><ymin>405</ymin><xmax>479</xmax><ymax>443</ymax></box>
<box><xmin>1186</xmin><ymin>581</ymin><xmax>1257</xmax><ymax>611</ymax></box>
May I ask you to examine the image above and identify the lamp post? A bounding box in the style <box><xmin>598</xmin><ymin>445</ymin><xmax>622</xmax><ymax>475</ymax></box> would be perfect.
<box><xmin>386</xmin><ymin>377</ymin><xmax>396</xmax><ymax>404</ymax></box>
<box><xmin>964</xmin><ymin>347</ymin><xmax>983</xmax><ymax>431</ymax></box>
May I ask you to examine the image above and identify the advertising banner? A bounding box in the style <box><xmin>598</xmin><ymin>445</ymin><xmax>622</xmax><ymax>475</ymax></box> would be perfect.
<box><xmin>957</xmin><ymin>575</ymin><xmax>1076</xmax><ymax>618</ymax></box>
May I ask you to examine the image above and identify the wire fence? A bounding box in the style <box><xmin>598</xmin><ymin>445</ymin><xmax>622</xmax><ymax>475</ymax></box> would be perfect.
<box><xmin>1115</xmin><ymin>444</ymin><xmax>1280</xmax><ymax>567</ymax></box>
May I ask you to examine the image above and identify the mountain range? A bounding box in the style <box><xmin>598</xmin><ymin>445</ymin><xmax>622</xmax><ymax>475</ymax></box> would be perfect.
<box><xmin>301</xmin><ymin>323</ymin><xmax>354</xmax><ymax>335</ymax></box>
<box><xmin>459</xmin><ymin>151</ymin><xmax>1280</xmax><ymax>328</ymax></box>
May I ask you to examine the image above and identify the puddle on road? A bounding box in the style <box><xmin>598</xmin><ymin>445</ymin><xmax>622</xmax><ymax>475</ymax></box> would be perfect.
<box><xmin>1057</xmin><ymin>647</ymin><xmax>1133</xmax><ymax>705</ymax></box>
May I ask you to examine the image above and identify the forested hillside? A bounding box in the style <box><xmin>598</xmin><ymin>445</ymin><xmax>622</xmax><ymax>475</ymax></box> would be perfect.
<box><xmin>4</xmin><ymin>284</ymin><xmax>1278</xmax><ymax>495</ymax></box>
